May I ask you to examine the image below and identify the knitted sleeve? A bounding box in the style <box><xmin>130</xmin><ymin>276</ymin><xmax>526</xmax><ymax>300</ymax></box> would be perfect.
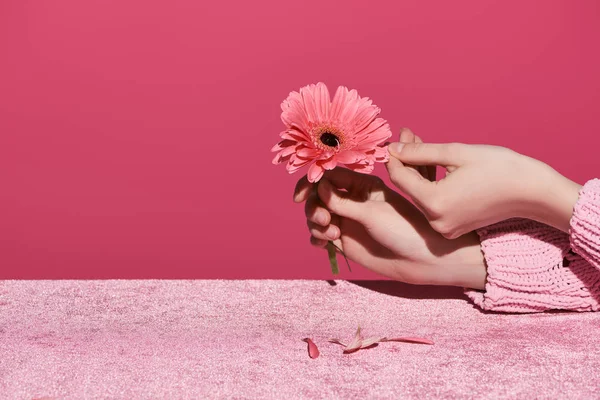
<box><xmin>465</xmin><ymin>179</ymin><xmax>600</xmax><ymax>313</ymax></box>
<box><xmin>464</xmin><ymin>218</ymin><xmax>600</xmax><ymax>313</ymax></box>
<box><xmin>570</xmin><ymin>179</ymin><xmax>600</xmax><ymax>272</ymax></box>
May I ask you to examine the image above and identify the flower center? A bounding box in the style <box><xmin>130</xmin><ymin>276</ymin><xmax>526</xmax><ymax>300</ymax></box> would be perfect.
<box><xmin>319</xmin><ymin>132</ymin><xmax>340</xmax><ymax>147</ymax></box>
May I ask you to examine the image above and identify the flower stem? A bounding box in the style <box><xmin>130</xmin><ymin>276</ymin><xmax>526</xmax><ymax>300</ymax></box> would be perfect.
<box><xmin>326</xmin><ymin>241</ymin><xmax>340</xmax><ymax>275</ymax></box>
<box><xmin>330</xmin><ymin>241</ymin><xmax>351</xmax><ymax>273</ymax></box>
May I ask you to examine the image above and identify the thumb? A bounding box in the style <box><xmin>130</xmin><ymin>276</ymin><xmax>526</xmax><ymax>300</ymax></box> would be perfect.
<box><xmin>388</xmin><ymin>142</ymin><xmax>463</xmax><ymax>167</ymax></box>
<box><xmin>317</xmin><ymin>178</ymin><xmax>370</xmax><ymax>224</ymax></box>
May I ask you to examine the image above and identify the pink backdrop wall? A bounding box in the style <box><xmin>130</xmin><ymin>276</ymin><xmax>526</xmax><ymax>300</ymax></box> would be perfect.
<box><xmin>1</xmin><ymin>0</ymin><xmax>599</xmax><ymax>279</ymax></box>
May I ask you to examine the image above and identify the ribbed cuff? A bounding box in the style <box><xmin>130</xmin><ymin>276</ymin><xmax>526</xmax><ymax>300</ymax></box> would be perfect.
<box><xmin>465</xmin><ymin>218</ymin><xmax>600</xmax><ymax>313</ymax></box>
<box><xmin>570</xmin><ymin>179</ymin><xmax>600</xmax><ymax>272</ymax></box>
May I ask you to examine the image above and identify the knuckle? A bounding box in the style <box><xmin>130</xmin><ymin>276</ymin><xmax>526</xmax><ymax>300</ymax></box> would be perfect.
<box><xmin>441</xmin><ymin>143</ymin><xmax>459</xmax><ymax>158</ymax></box>
<box><xmin>326</xmin><ymin>193</ymin><xmax>344</xmax><ymax>211</ymax></box>
<box><xmin>446</xmin><ymin>231</ymin><xmax>461</xmax><ymax>240</ymax></box>
<box><xmin>410</xmin><ymin>142</ymin><xmax>426</xmax><ymax>154</ymax></box>
<box><xmin>430</xmin><ymin>219</ymin><xmax>454</xmax><ymax>237</ymax></box>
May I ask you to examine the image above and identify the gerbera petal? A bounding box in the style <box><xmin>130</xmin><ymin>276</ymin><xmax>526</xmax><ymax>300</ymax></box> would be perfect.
<box><xmin>338</xmin><ymin>94</ymin><xmax>362</xmax><ymax>125</ymax></box>
<box><xmin>280</xmin><ymin>129</ymin><xmax>310</xmax><ymax>143</ymax></box>
<box><xmin>319</xmin><ymin>157</ymin><xmax>337</xmax><ymax>170</ymax></box>
<box><xmin>361</xmin><ymin>337</ymin><xmax>386</xmax><ymax>348</ymax></box>
<box><xmin>328</xmin><ymin>338</ymin><xmax>347</xmax><ymax>347</ymax></box>
<box><xmin>382</xmin><ymin>337</ymin><xmax>435</xmax><ymax>345</ymax></box>
<box><xmin>344</xmin><ymin>327</ymin><xmax>363</xmax><ymax>352</ymax></box>
<box><xmin>330</xmin><ymin>86</ymin><xmax>358</xmax><ymax>121</ymax></box>
<box><xmin>335</xmin><ymin>150</ymin><xmax>366</xmax><ymax>164</ymax></box>
<box><xmin>300</xmin><ymin>84</ymin><xmax>319</xmax><ymax>124</ymax></box>
<box><xmin>286</xmin><ymin>156</ymin><xmax>311</xmax><ymax>173</ymax></box>
<box><xmin>271</xmin><ymin>139</ymin><xmax>296</xmax><ymax>152</ymax></box>
<box><xmin>354</xmin><ymin>119</ymin><xmax>392</xmax><ymax>147</ymax></box>
<box><xmin>280</xmin><ymin>145</ymin><xmax>298</xmax><ymax>158</ymax></box>
<box><xmin>346</xmin><ymin>162</ymin><xmax>375</xmax><ymax>174</ymax></box>
<box><xmin>290</xmin><ymin>153</ymin><xmax>309</xmax><ymax>166</ymax></box>
<box><xmin>273</xmin><ymin>152</ymin><xmax>292</xmax><ymax>165</ymax></box>
<box><xmin>313</xmin><ymin>82</ymin><xmax>331</xmax><ymax>121</ymax></box>
<box><xmin>355</xmin><ymin>117</ymin><xmax>389</xmax><ymax>139</ymax></box>
<box><xmin>353</xmin><ymin>97</ymin><xmax>380</xmax><ymax>132</ymax></box>
<box><xmin>296</xmin><ymin>147</ymin><xmax>320</xmax><ymax>159</ymax></box>
<box><xmin>307</xmin><ymin>163</ymin><xmax>325</xmax><ymax>183</ymax></box>
<box><xmin>272</xmin><ymin>144</ymin><xmax>299</xmax><ymax>164</ymax></box>
<box><xmin>281</xmin><ymin>91</ymin><xmax>310</xmax><ymax>132</ymax></box>
<box><xmin>272</xmin><ymin>153</ymin><xmax>283</xmax><ymax>165</ymax></box>
<box><xmin>374</xmin><ymin>146</ymin><xmax>389</xmax><ymax>162</ymax></box>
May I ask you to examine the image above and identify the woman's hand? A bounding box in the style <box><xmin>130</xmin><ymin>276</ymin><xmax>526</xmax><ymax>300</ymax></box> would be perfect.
<box><xmin>293</xmin><ymin>167</ymin><xmax>487</xmax><ymax>290</ymax></box>
<box><xmin>385</xmin><ymin>128</ymin><xmax>582</xmax><ymax>238</ymax></box>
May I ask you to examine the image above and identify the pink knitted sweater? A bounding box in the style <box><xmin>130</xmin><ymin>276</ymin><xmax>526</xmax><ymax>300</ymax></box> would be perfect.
<box><xmin>465</xmin><ymin>178</ymin><xmax>600</xmax><ymax>313</ymax></box>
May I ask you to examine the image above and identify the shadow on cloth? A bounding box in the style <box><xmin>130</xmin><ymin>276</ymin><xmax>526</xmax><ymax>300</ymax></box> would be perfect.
<box><xmin>329</xmin><ymin>280</ymin><xmax>466</xmax><ymax>300</ymax></box>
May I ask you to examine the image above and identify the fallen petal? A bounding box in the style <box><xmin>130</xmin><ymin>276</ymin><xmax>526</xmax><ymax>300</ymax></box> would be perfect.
<box><xmin>328</xmin><ymin>338</ymin><xmax>347</xmax><ymax>347</ymax></box>
<box><xmin>382</xmin><ymin>337</ymin><xmax>434</xmax><ymax>345</ymax></box>
<box><xmin>344</xmin><ymin>326</ymin><xmax>363</xmax><ymax>352</ymax></box>
<box><xmin>361</xmin><ymin>336</ymin><xmax>387</xmax><ymax>348</ymax></box>
<box><xmin>302</xmin><ymin>338</ymin><xmax>320</xmax><ymax>359</ymax></box>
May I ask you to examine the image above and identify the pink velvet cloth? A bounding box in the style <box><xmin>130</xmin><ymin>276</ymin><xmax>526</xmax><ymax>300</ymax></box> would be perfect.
<box><xmin>1</xmin><ymin>279</ymin><xmax>600</xmax><ymax>399</ymax></box>
<box><xmin>466</xmin><ymin>178</ymin><xmax>600</xmax><ymax>312</ymax></box>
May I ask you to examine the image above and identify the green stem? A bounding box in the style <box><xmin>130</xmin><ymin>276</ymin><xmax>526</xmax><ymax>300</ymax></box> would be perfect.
<box><xmin>327</xmin><ymin>241</ymin><xmax>340</xmax><ymax>275</ymax></box>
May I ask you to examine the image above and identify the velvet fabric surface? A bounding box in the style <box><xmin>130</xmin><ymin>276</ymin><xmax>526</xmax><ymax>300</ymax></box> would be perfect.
<box><xmin>1</xmin><ymin>280</ymin><xmax>599</xmax><ymax>399</ymax></box>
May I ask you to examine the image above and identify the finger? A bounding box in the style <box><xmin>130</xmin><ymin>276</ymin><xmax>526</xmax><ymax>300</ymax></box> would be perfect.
<box><xmin>399</xmin><ymin>128</ymin><xmax>424</xmax><ymax>178</ymax></box>
<box><xmin>413</xmin><ymin>134</ymin><xmax>430</xmax><ymax>180</ymax></box>
<box><xmin>385</xmin><ymin>151</ymin><xmax>434</xmax><ymax>206</ymax></box>
<box><xmin>310</xmin><ymin>235</ymin><xmax>344</xmax><ymax>253</ymax></box>
<box><xmin>310</xmin><ymin>236</ymin><xmax>328</xmax><ymax>248</ymax></box>
<box><xmin>399</xmin><ymin>127</ymin><xmax>415</xmax><ymax>143</ymax></box>
<box><xmin>293</xmin><ymin>175</ymin><xmax>313</xmax><ymax>203</ymax></box>
<box><xmin>307</xmin><ymin>220</ymin><xmax>340</xmax><ymax>241</ymax></box>
<box><xmin>329</xmin><ymin>217</ymin><xmax>397</xmax><ymax>276</ymax></box>
<box><xmin>305</xmin><ymin>191</ymin><xmax>331</xmax><ymax>226</ymax></box>
<box><xmin>412</xmin><ymin>135</ymin><xmax>437</xmax><ymax>181</ymax></box>
<box><xmin>321</xmin><ymin>168</ymin><xmax>384</xmax><ymax>200</ymax></box>
<box><xmin>316</xmin><ymin>178</ymin><xmax>372</xmax><ymax>224</ymax></box>
<box><xmin>388</xmin><ymin>142</ymin><xmax>465</xmax><ymax>167</ymax></box>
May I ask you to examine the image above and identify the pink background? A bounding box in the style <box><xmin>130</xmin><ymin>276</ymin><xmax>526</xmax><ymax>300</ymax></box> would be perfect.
<box><xmin>1</xmin><ymin>0</ymin><xmax>599</xmax><ymax>279</ymax></box>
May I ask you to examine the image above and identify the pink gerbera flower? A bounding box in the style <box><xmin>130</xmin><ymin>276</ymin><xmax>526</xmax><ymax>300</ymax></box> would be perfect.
<box><xmin>271</xmin><ymin>82</ymin><xmax>392</xmax><ymax>183</ymax></box>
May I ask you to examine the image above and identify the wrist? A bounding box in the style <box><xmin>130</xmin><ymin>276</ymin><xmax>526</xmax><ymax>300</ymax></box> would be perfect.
<box><xmin>442</xmin><ymin>232</ymin><xmax>487</xmax><ymax>290</ymax></box>
<box><xmin>529</xmin><ymin>163</ymin><xmax>581</xmax><ymax>233</ymax></box>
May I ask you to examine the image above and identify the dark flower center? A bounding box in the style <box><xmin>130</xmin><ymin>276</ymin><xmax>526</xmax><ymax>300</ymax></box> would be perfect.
<box><xmin>320</xmin><ymin>132</ymin><xmax>340</xmax><ymax>147</ymax></box>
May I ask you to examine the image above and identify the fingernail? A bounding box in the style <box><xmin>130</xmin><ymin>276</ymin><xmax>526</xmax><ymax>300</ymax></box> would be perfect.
<box><xmin>327</xmin><ymin>227</ymin><xmax>339</xmax><ymax>240</ymax></box>
<box><xmin>388</xmin><ymin>142</ymin><xmax>404</xmax><ymax>155</ymax></box>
